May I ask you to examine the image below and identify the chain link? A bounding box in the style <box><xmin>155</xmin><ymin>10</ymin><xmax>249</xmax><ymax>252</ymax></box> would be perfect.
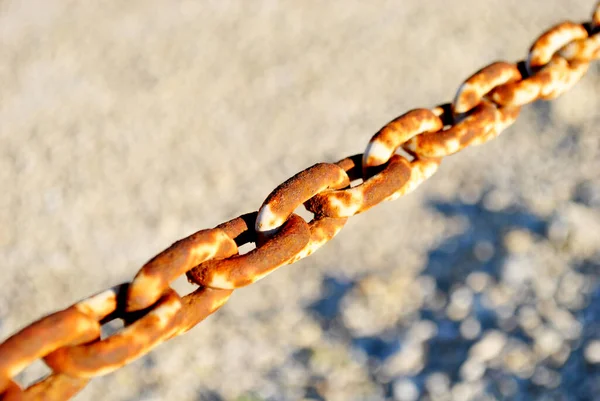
<box><xmin>1</xmin><ymin>3</ymin><xmax>599</xmax><ymax>399</ymax></box>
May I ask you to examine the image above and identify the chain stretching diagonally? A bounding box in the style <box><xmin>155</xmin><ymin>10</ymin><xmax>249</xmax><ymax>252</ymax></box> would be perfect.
<box><xmin>1</xmin><ymin>2</ymin><xmax>599</xmax><ymax>400</ymax></box>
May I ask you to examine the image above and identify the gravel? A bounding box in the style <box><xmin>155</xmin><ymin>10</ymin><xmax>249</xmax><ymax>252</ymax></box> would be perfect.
<box><xmin>1</xmin><ymin>1</ymin><xmax>599</xmax><ymax>400</ymax></box>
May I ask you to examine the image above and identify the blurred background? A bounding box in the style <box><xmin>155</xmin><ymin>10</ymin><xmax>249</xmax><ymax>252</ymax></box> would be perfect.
<box><xmin>1</xmin><ymin>1</ymin><xmax>599</xmax><ymax>400</ymax></box>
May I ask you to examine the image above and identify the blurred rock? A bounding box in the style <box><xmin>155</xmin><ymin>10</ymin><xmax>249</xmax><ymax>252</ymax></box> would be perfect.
<box><xmin>573</xmin><ymin>180</ymin><xmax>600</xmax><ymax>208</ymax></box>
<box><xmin>584</xmin><ymin>340</ymin><xmax>600</xmax><ymax>364</ymax></box>
<box><xmin>469</xmin><ymin>331</ymin><xmax>507</xmax><ymax>362</ymax></box>
<box><xmin>392</xmin><ymin>378</ymin><xmax>419</xmax><ymax>401</ymax></box>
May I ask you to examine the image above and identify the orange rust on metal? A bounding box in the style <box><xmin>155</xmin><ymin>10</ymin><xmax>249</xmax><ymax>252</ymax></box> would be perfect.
<box><xmin>452</xmin><ymin>62</ymin><xmax>522</xmax><ymax>114</ymax></box>
<box><xmin>172</xmin><ymin>287</ymin><xmax>233</xmax><ymax>336</ymax></box>
<box><xmin>334</xmin><ymin>154</ymin><xmax>363</xmax><ymax>180</ymax></box>
<box><xmin>558</xmin><ymin>34</ymin><xmax>600</xmax><ymax>61</ymax></box>
<box><xmin>187</xmin><ymin>213</ymin><xmax>310</xmax><ymax>289</ymax></box>
<box><xmin>44</xmin><ymin>288</ymin><xmax>181</xmax><ymax>378</ymax></box>
<box><xmin>404</xmin><ymin>101</ymin><xmax>498</xmax><ymax>158</ymax></box>
<box><xmin>255</xmin><ymin>163</ymin><xmax>349</xmax><ymax>234</ymax></box>
<box><xmin>527</xmin><ymin>22</ymin><xmax>588</xmax><ymax>70</ymax></box>
<box><xmin>431</xmin><ymin>103</ymin><xmax>453</xmax><ymax>124</ymax></box>
<box><xmin>544</xmin><ymin>59</ymin><xmax>591</xmax><ymax>99</ymax></box>
<box><xmin>305</xmin><ymin>155</ymin><xmax>412</xmax><ymax>218</ymax></box>
<box><xmin>470</xmin><ymin>105</ymin><xmax>521</xmax><ymax>146</ymax></box>
<box><xmin>1</xmin><ymin>4</ymin><xmax>599</xmax><ymax>400</ymax></box>
<box><xmin>0</xmin><ymin>308</ymin><xmax>99</xmax><ymax>391</ymax></box>
<box><xmin>384</xmin><ymin>157</ymin><xmax>442</xmax><ymax>202</ymax></box>
<box><xmin>308</xmin><ymin>217</ymin><xmax>348</xmax><ymax>244</ymax></box>
<box><xmin>0</xmin><ymin>380</ymin><xmax>21</xmax><ymax>400</ymax></box>
<box><xmin>2</xmin><ymin>374</ymin><xmax>89</xmax><ymax>401</ymax></box>
<box><xmin>0</xmin><ymin>380</ymin><xmax>22</xmax><ymax>401</ymax></box>
<box><xmin>288</xmin><ymin>216</ymin><xmax>349</xmax><ymax>263</ymax></box>
<box><xmin>490</xmin><ymin>56</ymin><xmax>589</xmax><ymax>106</ymax></box>
<box><xmin>215</xmin><ymin>212</ymin><xmax>258</xmax><ymax>246</ymax></box>
<box><xmin>127</xmin><ymin>228</ymin><xmax>238</xmax><ymax>312</ymax></box>
<box><xmin>362</xmin><ymin>109</ymin><xmax>443</xmax><ymax>170</ymax></box>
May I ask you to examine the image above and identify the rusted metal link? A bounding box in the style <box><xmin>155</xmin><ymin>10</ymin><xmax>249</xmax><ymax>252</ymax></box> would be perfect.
<box><xmin>1</xmin><ymin>4</ymin><xmax>599</xmax><ymax>400</ymax></box>
<box><xmin>452</xmin><ymin>62</ymin><xmax>522</xmax><ymax>115</ymax></box>
<box><xmin>383</xmin><ymin>157</ymin><xmax>442</xmax><ymax>202</ymax></box>
<box><xmin>287</xmin><ymin>216</ymin><xmax>349</xmax><ymax>263</ymax></box>
<box><xmin>0</xmin><ymin>304</ymin><xmax>100</xmax><ymax>392</ymax></box>
<box><xmin>305</xmin><ymin>154</ymin><xmax>413</xmax><ymax>218</ymax></box>
<box><xmin>1</xmin><ymin>374</ymin><xmax>89</xmax><ymax>401</ymax></box>
<box><xmin>558</xmin><ymin>33</ymin><xmax>600</xmax><ymax>61</ymax></box>
<box><xmin>44</xmin><ymin>286</ymin><xmax>182</xmax><ymax>378</ymax></box>
<box><xmin>255</xmin><ymin>163</ymin><xmax>349</xmax><ymax>237</ymax></box>
<box><xmin>172</xmin><ymin>287</ymin><xmax>233</xmax><ymax>337</ymax></box>
<box><xmin>490</xmin><ymin>56</ymin><xmax>590</xmax><ymax>106</ymax></box>
<box><xmin>470</xmin><ymin>105</ymin><xmax>521</xmax><ymax>147</ymax></box>
<box><xmin>362</xmin><ymin>109</ymin><xmax>443</xmax><ymax>170</ymax></box>
<box><xmin>127</xmin><ymin>228</ymin><xmax>238</xmax><ymax>312</ymax></box>
<box><xmin>187</xmin><ymin>213</ymin><xmax>310</xmax><ymax>289</ymax></box>
<box><xmin>527</xmin><ymin>22</ymin><xmax>588</xmax><ymax>71</ymax></box>
<box><xmin>487</xmin><ymin>21</ymin><xmax>592</xmax><ymax>109</ymax></box>
<box><xmin>403</xmin><ymin>100</ymin><xmax>498</xmax><ymax>157</ymax></box>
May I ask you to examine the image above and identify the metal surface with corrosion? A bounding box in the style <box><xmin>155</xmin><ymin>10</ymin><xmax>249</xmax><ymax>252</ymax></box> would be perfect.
<box><xmin>1</xmin><ymin>3</ymin><xmax>599</xmax><ymax>400</ymax></box>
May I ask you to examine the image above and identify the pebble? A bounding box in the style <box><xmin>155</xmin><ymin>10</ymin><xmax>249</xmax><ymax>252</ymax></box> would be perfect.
<box><xmin>393</xmin><ymin>379</ymin><xmax>420</xmax><ymax>401</ymax></box>
<box><xmin>504</xmin><ymin>230</ymin><xmax>534</xmax><ymax>254</ymax></box>
<box><xmin>503</xmin><ymin>343</ymin><xmax>536</xmax><ymax>378</ymax></box>
<box><xmin>460</xmin><ymin>359</ymin><xmax>485</xmax><ymax>382</ymax></box>
<box><xmin>473</xmin><ymin>240</ymin><xmax>494</xmax><ymax>262</ymax></box>
<box><xmin>460</xmin><ymin>317</ymin><xmax>481</xmax><ymax>340</ymax></box>
<box><xmin>583</xmin><ymin>341</ymin><xmax>600</xmax><ymax>364</ymax></box>
<box><xmin>466</xmin><ymin>272</ymin><xmax>492</xmax><ymax>293</ymax></box>
<box><xmin>408</xmin><ymin>320</ymin><xmax>438</xmax><ymax>343</ymax></box>
<box><xmin>532</xmin><ymin>366</ymin><xmax>561</xmax><ymax>389</ymax></box>
<box><xmin>382</xmin><ymin>343</ymin><xmax>425</xmax><ymax>377</ymax></box>
<box><xmin>518</xmin><ymin>306</ymin><xmax>542</xmax><ymax>332</ymax></box>
<box><xmin>574</xmin><ymin>180</ymin><xmax>600</xmax><ymax>207</ymax></box>
<box><xmin>470</xmin><ymin>331</ymin><xmax>507</xmax><ymax>362</ymax></box>
<box><xmin>425</xmin><ymin>372</ymin><xmax>451</xmax><ymax>395</ymax></box>
<box><xmin>533</xmin><ymin>328</ymin><xmax>564</xmax><ymax>358</ymax></box>
<box><xmin>483</xmin><ymin>189</ymin><xmax>513</xmax><ymax>211</ymax></box>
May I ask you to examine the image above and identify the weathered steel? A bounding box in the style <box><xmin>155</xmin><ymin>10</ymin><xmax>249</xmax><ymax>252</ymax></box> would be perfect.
<box><xmin>1</xmin><ymin>3</ymin><xmax>598</xmax><ymax>399</ymax></box>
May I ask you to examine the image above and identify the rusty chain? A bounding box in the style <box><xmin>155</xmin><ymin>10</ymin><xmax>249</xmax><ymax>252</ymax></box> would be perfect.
<box><xmin>1</xmin><ymin>3</ymin><xmax>599</xmax><ymax>400</ymax></box>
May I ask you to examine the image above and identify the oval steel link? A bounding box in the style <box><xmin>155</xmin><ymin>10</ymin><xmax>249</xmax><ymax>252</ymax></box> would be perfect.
<box><xmin>286</xmin><ymin>216</ymin><xmax>349</xmax><ymax>264</ymax></box>
<box><xmin>452</xmin><ymin>62</ymin><xmax>522</xmax><ymax>114</ymax></box>
<box><xmin>305</xmin><ymin>154</ymin><xmax>414</xmax><ymax>218</ymax></box>
<box><xmin>362</xmin><ymin>109</ymin><xmax>443</xmax><ymax>170</ymax></box>
<box><xmin>255</xmin><ymin>163</ymin><xmax>349</xmax><ymax>236</ymax></box>
<box><xmin>0</xmin><ymin>306</ymin><xmax>100</xmax><ymax>393</ymax></box>
<box><xmin>527</xmin><ymin>21</ymin><xmax>588</xmax><ymax>71</ymax></box>
<box><xmin>44</xmin><ymin>286</ymin><xmax>182</xmax><ymax>378</ymax></box>
<box><xmin>403</xmin><ymin>100</ymin><xmax>498</xmax><ymax>158</ymax></box>
<box><xmin>187</xmin><ymin>213</ymin><xmax>310</xmax><ymax>289</ymax></box>
<box><xmin>469</xmin><ymin>105</ymin><xmax>521</xmax><ymax>147</ymax></box>
<box><xmin>126</xmin><ymin>227</ymin><xmax>238</xmax><ymax>312</ymax></box>
<box><xmin>558</xmin><ymin>33</ymin><xmax>600</xmax><ymax>62</ymax></box>
<box><xmin>382</xmin><ymin>157</ymin><xmax>442</xmax><ymax>202</ymax></box>
<box><xmin>170</xmin><ymin>287</ymin><xmax>233</xmax><ymax>337</ymax></box>
<box><xmin>490</xmin><ymin>56</ymin><xmax>590</xmax><ymax>106</ymax></box>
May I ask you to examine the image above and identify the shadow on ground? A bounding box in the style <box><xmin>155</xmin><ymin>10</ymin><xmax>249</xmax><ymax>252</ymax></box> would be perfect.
<box><xmin>303</xmin><ymin>193</ymin><xmax>600</xmax><ymax>401</ymax></box>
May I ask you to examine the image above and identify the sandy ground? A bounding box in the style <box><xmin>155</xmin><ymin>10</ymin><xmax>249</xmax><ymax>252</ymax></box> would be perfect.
<box><xmin>1</xmin><ymin>1</ymin><xmax>599</xmax><ymax>400</ymax></box>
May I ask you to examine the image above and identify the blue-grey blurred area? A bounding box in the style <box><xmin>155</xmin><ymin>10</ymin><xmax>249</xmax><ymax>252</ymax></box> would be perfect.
<box><xmin>1</xmin><ymin>1</ymin><xmax>599</xmax><ymax>400</ymax></box>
